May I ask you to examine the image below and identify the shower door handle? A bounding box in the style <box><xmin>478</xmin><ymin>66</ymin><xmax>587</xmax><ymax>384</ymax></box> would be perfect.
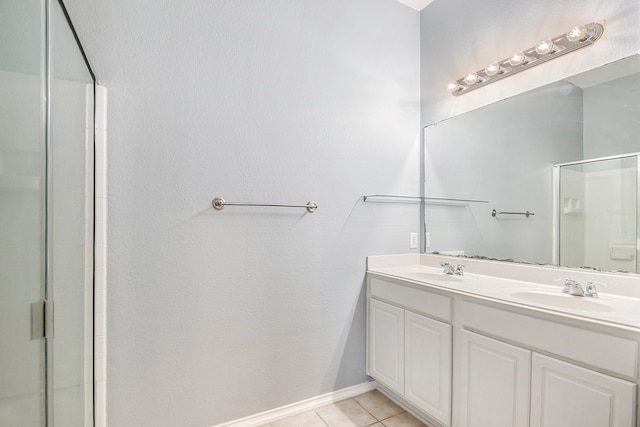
<box><xmin>30</xmin><ymin>300</ymin><xmax>54</xmax><ymax>340</ymax></box>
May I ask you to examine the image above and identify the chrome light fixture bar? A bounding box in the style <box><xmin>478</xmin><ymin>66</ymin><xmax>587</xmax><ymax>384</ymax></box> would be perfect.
<box><xmin>449</xmin><ymin>22</ymin><xmax>604</xmax><ymax>96</ymax></box>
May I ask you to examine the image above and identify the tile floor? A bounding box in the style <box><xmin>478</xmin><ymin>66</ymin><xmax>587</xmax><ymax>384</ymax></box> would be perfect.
<box><xmin>260</xmin><ymin>389</ymin><xmax>432</xmax><ymax>427</ymax></box>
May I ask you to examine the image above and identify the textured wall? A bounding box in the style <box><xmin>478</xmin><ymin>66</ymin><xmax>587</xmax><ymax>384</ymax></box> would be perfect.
<box><xmin>62</xmin><ymin>1</ymin><xmax>421</xmax><ymax>426</ymax></box>
<box><xmin>583</xmin><ymin>71</ymin><xmax>640</xmax><ymax>159</ymax></box>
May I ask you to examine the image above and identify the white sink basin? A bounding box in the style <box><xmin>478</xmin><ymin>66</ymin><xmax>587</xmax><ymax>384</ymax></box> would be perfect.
<box><xmin>509</xmin><ymin>291</ymin><xmax>615</xmax><ymax>312</ymax></box>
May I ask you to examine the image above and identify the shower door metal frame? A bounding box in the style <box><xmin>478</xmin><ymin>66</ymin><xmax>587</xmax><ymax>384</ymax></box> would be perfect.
<box><xmin>44</xmin><ymin>1</ymin><xmax>53</xmax><ymax>424</ymax></box>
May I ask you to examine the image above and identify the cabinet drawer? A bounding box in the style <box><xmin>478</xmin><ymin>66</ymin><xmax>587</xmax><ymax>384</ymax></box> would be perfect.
<box><xmin>461</xmin><ymin>301</ymin><xmax>638</xmax><ymax>378</ymax></box>
<box><xmin>369</xmin><ymin>276</ymin><xmax>451</xmax><ymax>322</ymax></box>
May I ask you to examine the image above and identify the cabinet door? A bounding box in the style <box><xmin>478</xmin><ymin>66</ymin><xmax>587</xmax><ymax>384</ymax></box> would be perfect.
<box><xmin>457</xmin><ymin>330</ymin><xmax>531</xmax><ymax>427</ymax></box>
<box><xmin>531</xmin><ymin>353</ymin><xmax>636</xmax><ymax>427</ymax></box>
<box><xmin>405</xmin><ymin>312</ymin><xmax>452</xmax><ymax>426</ymax></box>
<box><xmin>369</xmin><ymin>298</ymin><xmax>404</xmax><ymax>394</ymax></box>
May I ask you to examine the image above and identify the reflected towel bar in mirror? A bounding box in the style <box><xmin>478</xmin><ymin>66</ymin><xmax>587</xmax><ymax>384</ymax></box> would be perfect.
<box><xmin>363</xmin><ymin>194</ymin><xmax>488</xmax><ymax>205</ymax></box>
<box><xmin>492</xmin><ymin>209</ymin><xmax>535</xmax><ymax>218</ymax></box>
<box><xmin>212</xmin><ymin>197</ymin><xmax>318</xmax><ymax>213</ymax></box>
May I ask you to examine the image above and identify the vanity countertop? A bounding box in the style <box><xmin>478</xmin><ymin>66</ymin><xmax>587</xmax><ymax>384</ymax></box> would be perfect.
<box><xmin>368</xmin><ymin>254</ymin><xmax>640</xmax><ymax>331</ymax></box>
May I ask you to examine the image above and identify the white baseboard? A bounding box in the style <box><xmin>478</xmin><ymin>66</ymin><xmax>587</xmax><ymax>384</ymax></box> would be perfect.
<box><xmin>213</xmin><ymin>381</ymin><xmax>378</xmax><ymax>427</ymax></box>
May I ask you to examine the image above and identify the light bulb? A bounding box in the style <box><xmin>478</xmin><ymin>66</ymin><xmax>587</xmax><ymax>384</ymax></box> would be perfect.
<box><xmin>535</xmin><ymin>39</ymin><xmax>555</xmax><ymax>55</ymax></box>
<box><xmin>463</xmin><ymin>72</ymin><xmax>479</xmax><ymax>85</ymax></box>
<box><xmin>485</xmin><ymin>63</ymin><xmax>501</xmax><ymax>77</ymax></box>
<box><xmin>508</xmin><ymin>52</ymin><xmax>526</xmax><ymax>66</ymax></box>
<box><xmin>567</xmin><ymin>25</ymin><xmax>587</xmax><ymax>42</ymax></box>
<box><xmin>447</xmin><ymin>82</ymin><xmax>460</xmax><ymax>91</ymax></box>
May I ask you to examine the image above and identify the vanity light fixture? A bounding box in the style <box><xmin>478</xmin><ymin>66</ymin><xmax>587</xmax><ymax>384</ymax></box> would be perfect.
<box><xmin>535</xmin><ymin>39</ymin><xmax>556</xmax><ymax>55</ymax></box>
<box><xmin>485</xmin><ymin>63</ymin><xmax>504</xmax><ymax>77</ymax></box>
<box><xmin>508</xmin><ymin>51</ymin><xmax>528</xmax><ymax>67</ymax></box>
<box><xmin>566</xmin><ymin>25</ymin><xmax>588</xmax><ymax>42</ymax></box>
<box><xmin>448</xmin><ymin>21</ymin><xmax>604</xmax><ymax>96</ymax></box>
<box><xmin>463</xmin><ymin>72</ymin><xmax>480</xmax><ymax>85</ymax></box>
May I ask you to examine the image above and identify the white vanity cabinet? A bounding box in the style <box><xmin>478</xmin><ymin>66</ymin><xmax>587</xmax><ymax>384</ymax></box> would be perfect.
<box><xmin>459</xmin><ymin>301</ymin><xmax>637</xmax><ymax>427</ymax></box>
<box><xmin>404</xmin><ymin>311</ymin><xmax>452</xmax><ymax>425</ymax></box>
<box><xmin>367</xmin><ymin>277</ymin><xmax>452</xmax><ymax>426</ymax></box>
<box><xmin>457</xmin><ymin>330</ymin><xmax>531</xmax><ymax>427</ymax></box>
<box><xmin>457</xmin><ymin>330</ymin><xmax>637</xmax><ymax>427</ymax></box>
<box><xmin>530</xmin><ymin>353</ymin><xmax>636</xmax><ymax>427</ymax></box>
<box><xmin>369</xmin><ymin>298</ymin><xmax>405</xmax><ymax>394</ymax></box>
<box><xmin>366</xmin><ymin>268</ymin><xmax>640</xmax><ymax>427</ymax></box>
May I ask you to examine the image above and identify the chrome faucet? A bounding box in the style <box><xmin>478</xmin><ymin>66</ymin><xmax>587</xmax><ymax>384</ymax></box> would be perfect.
<box><xmin>440</xmin><ymin>261</ymin><xmax>464</xmax><ymax>276</ymax></box>
<box><xmin>560</xmin><ymin>278</ymin><xmax>602</xmax><ymax>298</ymax></box>
<box><xmin>440</xmin><ymin>261</ymin><xmax>455</xmax><ymax>275</ymax></box>
<box><xmin>561</xmin><ymin>278</ymin><xmax>585</xmax><ymax>296</ymax></box>
<box><xmin>584</xmin><ymin>281</ymin><xmax>600</xmax><ymax>298</ymax></box>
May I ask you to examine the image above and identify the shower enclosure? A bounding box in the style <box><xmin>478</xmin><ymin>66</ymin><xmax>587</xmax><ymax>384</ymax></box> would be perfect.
<box><xmin>556</xmin><ymin>154</ymin><xmax>639</xmax><ymax>273</ymax></box>
<box><xmin>1</xmin><ymin>0</ymin><xmax>95</xmax><ymax>426</ymax></box>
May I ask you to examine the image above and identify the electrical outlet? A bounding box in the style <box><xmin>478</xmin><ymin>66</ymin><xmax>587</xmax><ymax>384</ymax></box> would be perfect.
<box><xmin>425</xmin><ymin>232</ymin><xmax>431</xmax><ymax>248</ymax></box>
<box><xmin>410</xmin><ymin>232</ymin><xmax>418</xmax><ymax>249</ymax></box>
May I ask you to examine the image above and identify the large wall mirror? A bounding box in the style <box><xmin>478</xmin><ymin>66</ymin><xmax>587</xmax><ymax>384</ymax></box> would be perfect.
<box><xmin>423</xmin><ymin>54</ymin><xmax>640</xmax><ymax>273</ymax></box>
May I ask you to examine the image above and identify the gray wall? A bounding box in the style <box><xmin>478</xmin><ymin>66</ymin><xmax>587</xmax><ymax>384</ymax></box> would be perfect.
<box><xmin>63</xmin><ymin>1</ymin><xmax>421</xmax><ymax>426</ymax></box>
<box><xmin>583</xmin><ymin>72</ymin><xmax>640</xmax><ymax>159</ymax></box>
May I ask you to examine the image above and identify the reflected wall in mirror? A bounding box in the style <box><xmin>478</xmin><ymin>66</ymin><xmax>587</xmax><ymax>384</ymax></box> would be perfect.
<box><xmin>423</xmin><ymin>54</ymin><xmax>640</xmax><ymax>273</ymax></box>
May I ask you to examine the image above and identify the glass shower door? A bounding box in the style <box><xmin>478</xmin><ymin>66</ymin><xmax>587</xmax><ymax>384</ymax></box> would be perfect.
<box><xmin>1</xmin><ymin>0</ymin><xmax>95</xmax><ymax>425</ymax></box>
<box><xmin>50</xmin><ymin>1</ymin><xmax>95</xmax><ymax>425</ymax></box>
<box><xmin>0</xmin><ymin>0</ymin><xmax>47</xmax><ymax>425</ymax></box>
<box><xmin>559</xmin><ymin>155</ymin><xmax>638</xmax><ymax>272</ymax></box>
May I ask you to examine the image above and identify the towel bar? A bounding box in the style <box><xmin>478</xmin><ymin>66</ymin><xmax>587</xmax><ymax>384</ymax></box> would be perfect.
<box><xmin>491</xmin><ymin>209</ymin><xmax>534</xmax><ymax>218</ymax></box>
<box><xmin>212</xmin><ymin>197</ymin><xmax>318</xmax><ymax>213</ymax></box>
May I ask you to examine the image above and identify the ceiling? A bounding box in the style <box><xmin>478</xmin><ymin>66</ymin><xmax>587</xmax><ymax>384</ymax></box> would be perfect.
<box><xmin>394</xmin><ymin>0</ymin><xmax>434</xmax><ymax>10</ymax></box>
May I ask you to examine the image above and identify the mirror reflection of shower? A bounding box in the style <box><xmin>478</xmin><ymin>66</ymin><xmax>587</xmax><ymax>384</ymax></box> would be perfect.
<box><xmin>557</xmin><ymin>154</ymin><xmax>639</xmax><ymax>273</ymax></box>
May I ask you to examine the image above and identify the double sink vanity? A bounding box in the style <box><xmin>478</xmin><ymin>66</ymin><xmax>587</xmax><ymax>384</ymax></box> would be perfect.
<box><xmin>366</xmin><ymin>254</ymin><xmax>640</xmax><ymax>427</ymax></box>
